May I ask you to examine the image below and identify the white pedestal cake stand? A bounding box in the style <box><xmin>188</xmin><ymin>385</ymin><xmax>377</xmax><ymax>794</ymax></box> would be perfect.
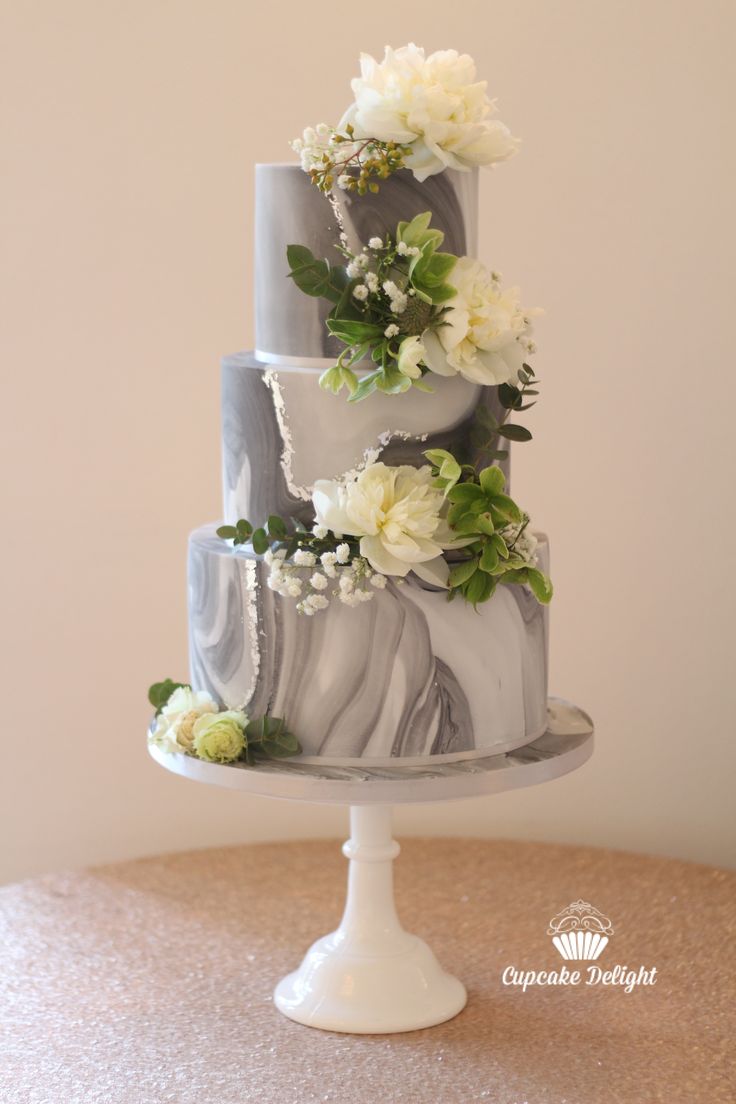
<box><xmin>149</xmin><ymin>697</ymin><xmax>593</xmax><ymax>1035</ymax></box>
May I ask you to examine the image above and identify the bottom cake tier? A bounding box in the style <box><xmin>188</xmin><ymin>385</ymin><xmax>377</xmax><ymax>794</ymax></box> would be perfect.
<box><xmin>188</xmin><ymin>525</ymin><xmax>550</xmax><ymax>766</ymax></box>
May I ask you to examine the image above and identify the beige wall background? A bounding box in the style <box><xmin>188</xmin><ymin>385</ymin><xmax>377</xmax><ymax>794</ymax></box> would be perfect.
<box><xmin>2</xmin><ymin>0</ymin><xmax>735</xmax><ymax>884</ymax></box>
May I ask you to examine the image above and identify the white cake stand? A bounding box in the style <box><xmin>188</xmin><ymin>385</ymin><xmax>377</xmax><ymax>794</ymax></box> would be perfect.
<box><xmin>149</xmin><ymin>697</ymin><xmax>593</xmax><ymax>1034</ymax></box>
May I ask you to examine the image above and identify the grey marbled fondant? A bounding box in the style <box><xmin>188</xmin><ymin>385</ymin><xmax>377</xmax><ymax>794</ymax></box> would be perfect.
<box><xmin>254</xmin><ymin>164</ymin><xmax>478</xmax><ymax>359</ymax></box>
<box><xmin>188</xmin><ymin>525</ymin><xmax>549</xmax><ymax>765</ymax></box>
<box><xmin>221</xmin><ymin>352</ymin><xmax>508</xmax><ymax>527</ymax></box>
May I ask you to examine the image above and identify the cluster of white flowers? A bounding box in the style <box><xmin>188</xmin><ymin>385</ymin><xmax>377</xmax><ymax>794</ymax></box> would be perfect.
<box><xmin>346</xmin><ymin>253</ymin><xmax>369</xmax><ymax>278</ymax></box>
<box><xmin>382</xmin><ymin>279</ymin><xmax>407</xmax><ymax>314</ymax></box>
<box><xmin>265</xmin><ymin>545</ymin><xmax>386</xmax><ymax>616</ymax></box>
<box><xmin>500</xmin><ymin>519</ymin><xmax>539</xmax><ymax>565</ymax></box>
<box><xmin>396</xmin><ymin>241</ymin><xmax>420</xmax><ymax>257</ymax></box>
<box><xmin>291</xmin><ymin>123</ymin><xmax>362</xmax><ymax>175</ymax></box>
<box><xmin>368</xmin><ymin>236</ymin><xmax>384</xmax><ymax>249</ymax></box>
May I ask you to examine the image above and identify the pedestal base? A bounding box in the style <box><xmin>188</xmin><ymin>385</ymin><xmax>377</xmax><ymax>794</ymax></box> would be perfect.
<box><xmin>273</xmin><ymin>805</ymin><xmax>466</xmax><ymax>1034</ymax></box>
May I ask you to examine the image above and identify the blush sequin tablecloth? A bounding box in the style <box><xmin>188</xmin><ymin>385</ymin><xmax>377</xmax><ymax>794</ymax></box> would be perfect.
<box><xmin>1</xmin><ymin>839</ymin><xmax>734</xmax><ymax>1104</ymax></box>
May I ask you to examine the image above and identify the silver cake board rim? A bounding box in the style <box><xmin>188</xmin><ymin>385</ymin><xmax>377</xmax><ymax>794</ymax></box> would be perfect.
<box><xmin>148</xmin><ymin>697</ymin><xmax>594</xmax><ymax>806</ymax></box>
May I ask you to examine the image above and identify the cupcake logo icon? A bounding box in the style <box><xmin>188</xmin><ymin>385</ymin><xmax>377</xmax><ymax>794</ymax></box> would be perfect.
<box><xmin>548</xmin><ymin>900</ymin><xmax>614</xmax><ymax>961</ymax></box>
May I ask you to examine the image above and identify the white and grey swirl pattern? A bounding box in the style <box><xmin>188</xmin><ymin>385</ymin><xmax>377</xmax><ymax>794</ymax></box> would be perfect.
<box><xmin>188</xmin><ymin>525</ymin><xmax>549</xmax><ymax>765</ymax></box>
<box><xmin>221</xmin><ymin>353</ymin><xmax>508</xmax><ymax>527</ymax></box>
<box><xmin>254</xmin><ymin>164</ymin><xmax>478</xmax><ymax>359</ymax></box>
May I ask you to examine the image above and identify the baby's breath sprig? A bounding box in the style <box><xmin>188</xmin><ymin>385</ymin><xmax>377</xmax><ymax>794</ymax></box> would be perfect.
<box><xmin>291</xmin><ymin>122</ymin><xmax>412</xmax><ymax>194</ymax></box>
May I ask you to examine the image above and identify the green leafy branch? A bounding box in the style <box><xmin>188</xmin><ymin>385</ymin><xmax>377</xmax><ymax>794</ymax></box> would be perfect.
<box><xmin>216</xmin><ymin>516</ymin><xmax>361</xmax><ymax>563</ymax></box>
<box><xmin>425</xmin><ymin>449</ymin><xmax>553</xmax><ymax>608</ymax></box>
<box><xmin>287</xmin><ymin>212</ymin><xmax>458</xmax><ymax>403</ymax></box>
<box><xmin>470</xmin><ymin>362</ymin><xmax>540</xmax><ymax>464</ymax></box>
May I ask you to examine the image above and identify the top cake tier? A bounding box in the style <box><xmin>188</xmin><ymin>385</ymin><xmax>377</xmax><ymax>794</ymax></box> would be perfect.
<box><xmin>254</xmin><ymin>164</ymin><xmax>479</xmax><ymax>360</ymax></box>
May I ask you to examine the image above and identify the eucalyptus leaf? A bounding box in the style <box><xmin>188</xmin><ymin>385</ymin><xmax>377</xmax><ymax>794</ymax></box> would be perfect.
<box><xmin>497</xmin><ymin>423</ymin><xmax>533</xmax><ymax>443</ymax></box>
<box><xmin>251</xmin><ymin>528</ymin><xmax>269</xmax><ymax>555</ymax></box>
<box><xmin>216</xmin><ymin>525</ymin><xmax>237</xmax><ymax>540</ymax></box>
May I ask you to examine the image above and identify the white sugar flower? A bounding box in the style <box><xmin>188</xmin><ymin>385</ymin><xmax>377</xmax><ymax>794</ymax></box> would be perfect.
<box><xmin>287</xmin><ymin>579</ymin><xmax>303</xmax><ymax>597</ymax></box>
<box><xmin>421</xmin><ymin>257</ymin><xmax>538</xmax><ymax>386</ymax></box>
<box><xmin>397</xmin><ymin>335</ymin><xmax>425</xmax><ymax>380</ymax></box>
<box><xmin>370</xmin><ymin>573</ymin><xmax>387</xmax><ymax>589</ymax></box>
<box><xmin>353</xmin><ymin>284</ymin><xmax>369</xmax><ymax>301</ymax></box>
<box><xmin>336</xmin><ymin>542</ymin><xmax>351</xmax><ymax>563</ymax></box>
<box><xmin>369</xmin><ymin>236</ymin><xmax>384</xmax><ymax>249</ymax></box>
<box><xmin>312</xmin><ymin>524</ymin><xmax>329</xmax><ymax>539</ymax></box>
<box><xmin>390</xmin><ymin>292</ymin><xmax>408</xmax><ymax>314</ymax></box>
<box><xmin>340</xmin><ymin>44</ymin><xmax>519</xmax><ymax>182</ymax></box>
<box><xmin>384</xmin><ymin>323</ymin><xmax>400</xmax><ymax>338</ymax></box>
<box><xmin>293</xmin><ymin>549</ymin><xmax>317</xmax><ymax>567</ymax></box>
<box><xmin>364</xmin><ymin>272</ymin><xmax>379</xmax><ymax>293</ymax></box>
<box><xmin>310</xmin><ymin>572</ymin><xmax>329</xmax><ymax>590</ymax></box>
<box><xmin>383</xmin><ymin>279</ymin><xmax>399</xmax><ymax>297</ymax></box>
<box><xmin>312</xmin><ymin>462</ymin><xmax>464</xmax><ymax>585</ymax></box>
<box><xmin>151</xmin><ymin>686</ymin><xmax>219</xmax><ymax>755</ymax></box>
<box><xmin>339</xmin><ymin>573</ymin><xmax>355</xmax><ymax>593</ymax></box>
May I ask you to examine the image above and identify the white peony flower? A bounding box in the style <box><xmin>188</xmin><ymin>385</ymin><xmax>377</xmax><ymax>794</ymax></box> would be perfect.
<box><xmin>340</xmin><ymin>44</ymin><xmax>519</xmax><ymax>182</ymax></box>
<box><xmin>312</xmin><ymin>462</ymin><xmax>461</xmax><ymax>584</ymax></box>
<box><xmin>151</xmin><ymin>686</ymin><xmax>219</xmax><ymax>755</ymax></box>
<box><xmin>397</xmin><ymin>335</ymin><xmax>426</xmax><ymax>379</ymax></box>
<box><xmin>421</xmin><ymin>257</ymin><xmax>537</xmax><ymax>386</ymax></box>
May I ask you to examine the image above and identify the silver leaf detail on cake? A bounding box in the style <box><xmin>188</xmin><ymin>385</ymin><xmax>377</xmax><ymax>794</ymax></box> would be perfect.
<box><xmin>188</xmin><ymin>526</ymin><xmax>549</xmax><ymax>766</ymax></box>
<box><xmin>221</xmin><ymin>354</ymin><xmax>508</xmax><ymax>527</ymax></box>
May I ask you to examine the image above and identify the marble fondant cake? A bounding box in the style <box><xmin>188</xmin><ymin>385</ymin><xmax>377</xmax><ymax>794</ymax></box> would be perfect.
<box><xmin>155</xmin><ymin>45</ymin><xmax>555</xmax><ymax>769</ymax></box>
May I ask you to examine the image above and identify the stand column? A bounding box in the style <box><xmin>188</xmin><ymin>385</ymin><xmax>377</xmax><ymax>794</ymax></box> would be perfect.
<box><xmin>273</xmin><ymin>804</ymin><xmax>467</xmax><ymax>1034</ymax></box>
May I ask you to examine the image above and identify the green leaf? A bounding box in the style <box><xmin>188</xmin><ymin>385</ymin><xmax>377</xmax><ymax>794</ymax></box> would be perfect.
<box><xmin>286</xmin><ymin>244</ymin><xmax>315</xmax><ymax>271</ymax></box>
<box><xmin>148</xmin><ymin>678</ymin><xmax>190</xmax><ymax>714</ymax></box>
<box><xmin>447</xmin><ymin>483</ymin><xmax>485</xmax><ymax>504</ymax></box>
<box><xmin>348</xmin><ymin>370</ymin><xmax>381</xmax><ymax>403</ymax></box>
<box><xmin>480</xmin><ymin>544</ymin><xmax>500</xmax><ymax>573</ymax></box>
<box><xmin>490</xmin><ymin>493</ymin><xmax>523</xmax><ymax>525</ymax></box>
<box><xmin>216</xmin><ymin>525</ymin><xmax>237</xmax><ymax>540</ymax></box>
<box><xmin>326</xmin><ymin>318</ymin><xmax>384</xmax><ymax>344</ymax></box>
<box><xmin>246</xmin><ymin>716</ymin><xmax>301</xmax><ymax>758</ymax></box>
<box><xmin>251</xmin><ymin>528</ymin><xmax>269</xmax><ymax>555</ymax></box>
<box><xmin>527</xmin><ymin>568</ymin><xmax>554</xmax><ymax>604</ymax></box>
<box><xmin>414</xmin><ymin>251</ymin><xmax>457</xmax><ymax>287</ymax></box>
<box><xmin>236</xmin><ymin>519</ymin><xmax>253</xmax><ymax>537</ymax></box>
<box><xmin>479</xmin><ymin>466</ymin><xmax>506</xmax><ymax>497</ymax></box>
<box><xmin>449</xmin><ymin>558</ymin><xmax>479</xmax><ymax>587</ymax></box>
<box><xmin>476</xmin><ymin>512</ymin><xmax>496</xmax><ymax>537</ymax></box>
<box><xmin>491</xmin><ymin>533</ymin><xmax>509</xmax><ymax>558</ymax></box>
<box><xmin>267</xmin><ymin>515</ymin><xmax>287</xmax><ymax>540</ymax></box>
<box><xmin>465</xmin><ymin>570</ymin><xmax>495</xmax><ymax>606</ymax></box>
<box><xmin>497</xmin><ymin>423</ymin><xmax>533</xmax><ymax>443</ymax></box>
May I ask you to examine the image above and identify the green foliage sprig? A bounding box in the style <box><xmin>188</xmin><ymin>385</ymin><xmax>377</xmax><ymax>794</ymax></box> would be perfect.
<box><xmin>216</xmin><ymin>516</ymin><xmax>360</xmax><ymax>562</ymax></box>
<box><xmin>287</xmin><ymin>211</ymin><xmax>458</xmax><ymax>403</ymax></box>
<box><xmin>425</xmin><ymin>449</ymin><xmax>553</xmax><ymax>608</ymax></box>
<box><xmin>469</xmin><ymin>362</ymin><xmax>540</xmax><ymax>461</ymax></box>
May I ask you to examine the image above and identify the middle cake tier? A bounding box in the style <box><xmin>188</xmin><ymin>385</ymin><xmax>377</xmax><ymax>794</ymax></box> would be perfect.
<box><xmin>222</xmin><ymin>352</ymin><xmax>508</xmax><ymax>527</ymax></box>
<box><xmin>188</xmin><ymin>525</ymin><xmax>549</xmax><ymax>766</ymax></box>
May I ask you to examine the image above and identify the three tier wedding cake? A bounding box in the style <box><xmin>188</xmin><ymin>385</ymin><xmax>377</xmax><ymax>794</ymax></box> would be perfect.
<box><xmin>149</xmin><ymin>44</ymin><xmax>553</xmax><ymax>770</ymax></box>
